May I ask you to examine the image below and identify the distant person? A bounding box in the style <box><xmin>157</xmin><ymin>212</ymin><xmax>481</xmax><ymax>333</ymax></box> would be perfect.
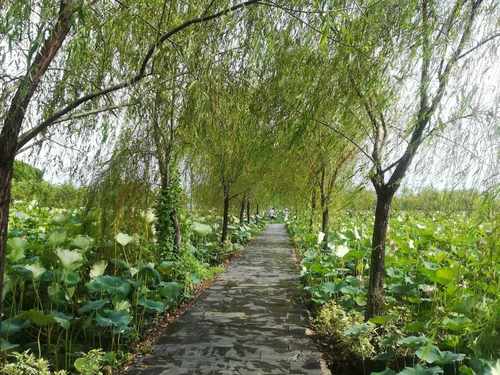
<box><xmin>269</xmin><ymin>207</ymin><xmax>276</xmax><ymax>220</ymax></box>
<box><xmin>284</xmin><ymin>208</ymin><xmax>289</xmax><ymax>221</ymax></box>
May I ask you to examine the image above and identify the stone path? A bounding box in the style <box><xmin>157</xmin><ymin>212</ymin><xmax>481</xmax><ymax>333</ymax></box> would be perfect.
<box><xmin>127</xmin><ymin>224</ymin><xmax>325</xmax><ymax>375</ymax></box>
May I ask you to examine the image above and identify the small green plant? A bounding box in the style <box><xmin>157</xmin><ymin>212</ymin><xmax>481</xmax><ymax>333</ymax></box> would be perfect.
<box><xmin>74</xmin><ymin>349</ymin><xmax>105</xmax><ymax>375</ymax></box>
<box><xmin>1</xmin><ymin>351</ymin><xmax>67</xmax><ymax>375</ymax></box>
<box><xmin>314</xmin><ymin>300</ymin><xmax>375</xmax><ymax>360</ymax></box>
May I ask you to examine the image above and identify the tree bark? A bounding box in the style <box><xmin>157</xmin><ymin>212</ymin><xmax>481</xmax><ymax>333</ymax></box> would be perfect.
<box><xmin>0</xmin><ymin>158</ymin><xmax>14</xmax><ymax>319</ymax></box>
<box><xmin>239</xmin><ymin>194</ymin><xmax>246</xmax><ymax>224</ymax></box>
<box><xmin>0</xmin><ymin>1</ymin><xmax>75</xmax><ymax>321</ymax></box>
<box><xmin>309</xmin><ymin>187</ymin><xmax>317</xmax><ymax>230</ymax></box>
<box><xmin>366</xmin><ymin>188</ymin><xmax>394</xmax><ymax>319</ymax></box>
<box><xmin>256</xmin><ymin>203</ymin><xmax>259</xmax><ymax>221</ymax></box>
<box><xmin>221</xmin><ymin>184</ymin><xmax>230</xmax><ymax>244</ymax></box>
<box><xmin>321</xmin><ymin>204</ymin><xmax>329</xmax><ymax>251</ymax></box>
<box><xmin>319</xmin><ymin>166</ymin><xmax>329</xmax><ymax>250</ymax></box>
<box><xmin>246</xmin><ymin>198</ymin><xmax>251</xmax><ymax>223</ymax></box>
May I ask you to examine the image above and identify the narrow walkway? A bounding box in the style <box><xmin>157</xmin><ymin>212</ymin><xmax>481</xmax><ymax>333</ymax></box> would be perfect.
<box><xmin>127</xmin><ymin>224</ymin><xmax>323</xmax><ymax>375</ymax></box>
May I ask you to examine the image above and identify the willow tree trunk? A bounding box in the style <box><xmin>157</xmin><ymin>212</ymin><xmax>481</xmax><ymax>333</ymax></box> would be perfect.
<box><xmin>321</xmin><ymin>204</ymin><xmax>329</xmax><ymax>251</ymax></box>
<box><xmin>319</xmin><ymin>167</ymin><xmax>329</xmax><ymax>250</ymax></box>
<box><xmin>256</xmin><ymin>203</ymin><xmax>259</xmax><ymax>222</ymax></box>
<box><xmin>366</xmin><ymin>189</ymin><xmax>394</xmax><ymax>319</ymax></box>
<box><xmin>246</xmin><ymin>198</ymin><xmax>250</xmax><ymax>223</ymax></box>
<box><xmin>0</xmin><ymin>158</ymin><xmax>14</xmax><ymax>319</ymax></box>
<box><xmin>309</xmin><ymin>188</ymin><xmax>317</xmax><ymax>230</ymax></box>
<box><xmin>0</xmin><ymin>1</ymin><xmax>75</xmax><ymax>320</ymax></box>
<box><xmin>239</xmin><ymin>195</ymin><xmax>246</xmax><ymax>224</ymax></box>
<box><xmin>221</xmin><ymin>185</ymin><xmax>230</xmax><ymax>244</ymax></box>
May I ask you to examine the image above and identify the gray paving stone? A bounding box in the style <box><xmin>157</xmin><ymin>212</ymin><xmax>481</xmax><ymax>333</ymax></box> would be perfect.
<box><xmin>127</xmin><ymin>224</ymin><xmax>323</xmax><ymax>375</ymax></box>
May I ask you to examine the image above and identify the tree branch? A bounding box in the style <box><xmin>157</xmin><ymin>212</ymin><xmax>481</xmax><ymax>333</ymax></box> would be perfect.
<box><xmin>16</xmin><ymin>0</ymin><xmax>262</xmax><ymax>151</ymax></box>
<box><xmin>457</xmin><ymin>31</ymin><xmax>500</xmax><ymax>60</ymax></box>
<box><xmin>313</xmin><ymin>118</ymin><xmax>374</xmax><ymax>163</ymax></box>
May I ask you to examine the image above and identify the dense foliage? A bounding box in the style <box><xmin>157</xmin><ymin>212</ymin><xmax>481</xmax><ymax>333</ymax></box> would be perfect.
<box><xmin>288</xmin><ymin>208</ymin><xmax>499</xmax><ymax>374</ymax></box>
<box><xmin>1</xmin><ymin>182</ymin><xmax>265</xmax><ymax>372</ymax></box>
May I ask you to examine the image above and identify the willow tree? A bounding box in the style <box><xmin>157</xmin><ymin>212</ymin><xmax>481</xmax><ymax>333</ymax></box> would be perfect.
<box><xmin>0</xmin><ymin>0</ymin><xmax>264</xmax><ymax>319</ymax></box>
<box><xmin>184</xmin><ymin>69</ymin><xmax>272</xmax><ymax>243</ymax></box>
<box><xmin>319</xmin><ymin>0</ymin><xmax>499</xmax><ymax>318</ymax></box>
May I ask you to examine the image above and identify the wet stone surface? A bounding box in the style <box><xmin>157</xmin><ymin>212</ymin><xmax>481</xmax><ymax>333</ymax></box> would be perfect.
<box><xmin>127</xmin><ymin>224</ymin><xmax>322</xmax><ymax>375</ymax></box>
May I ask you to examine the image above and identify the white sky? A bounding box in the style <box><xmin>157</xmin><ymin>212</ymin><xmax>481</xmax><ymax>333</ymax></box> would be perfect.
<box><xmin>5</xmin><ymin>1</ymin><xmax>500</xmax><ymax>193</ymax></box>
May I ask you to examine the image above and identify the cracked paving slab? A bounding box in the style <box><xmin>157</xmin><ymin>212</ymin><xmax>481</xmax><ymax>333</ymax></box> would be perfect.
<box><xmin>127</xmin><ymin>224</ymin><xmax>325</xmax><ymax>375</ymax></box>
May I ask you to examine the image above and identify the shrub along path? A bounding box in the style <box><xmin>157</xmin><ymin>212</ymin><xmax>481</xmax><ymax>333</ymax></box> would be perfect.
<box><xmin>127</xmin><ymin>224</ymin><xmax>325</xmax><ymax>375</ymax></box>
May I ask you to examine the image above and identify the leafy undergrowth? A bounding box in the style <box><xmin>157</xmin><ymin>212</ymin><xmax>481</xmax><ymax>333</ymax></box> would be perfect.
<box><xmin>1</xmin><ymin>200</ymin><xmax>266</xmax><ymax>373</ymax></box>
<box><xmin>288</xmin><ymin>211</ymin><xmax>499</xmax><ymax>375</ymax></box>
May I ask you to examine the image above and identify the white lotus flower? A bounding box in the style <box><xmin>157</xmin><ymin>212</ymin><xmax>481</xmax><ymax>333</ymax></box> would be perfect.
<box><xmin>317</xmin><ymin>231</ymin><xmax>325</xmax><ymax>245</ymax></box>
<box><xmin>335</xmin><ymin>244</ymin><xmax>350</xmax><ymax>258</ymax></box>
<box><xmin>145</xmin><ymin>209</ymin><xmax>157</xmax><ymax>224</ymax></box>
<box><xmin>129</xmin><ymin>267</ymin><xmax>139</xmax><ymax>277</ymax></box>
<box><xmin>353</xmin><ymin>227</ymin><xmax>361</xmax><ymax>240</ymax></box>
<box><xmin>89</xmin><ymin>260</ymin><xmax>108</xmax><ymax>279</ymax></box>
<box><xmin>489</xmin><ymin>360</ymin><xmax>500</xmax><ymax>375</ymax></box>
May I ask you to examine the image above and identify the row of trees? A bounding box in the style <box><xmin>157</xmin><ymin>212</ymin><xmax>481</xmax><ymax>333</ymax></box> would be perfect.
<box><xmin>1</xmin><ymin>0</ymin><xmax>498</xmax><ymax>322</ymax></box>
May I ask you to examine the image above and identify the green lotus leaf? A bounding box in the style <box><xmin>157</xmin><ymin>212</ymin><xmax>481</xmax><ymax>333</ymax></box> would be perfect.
<box><xmin>52</xmin><ymin>311</ymin><xmax>73</xmax><ymax>330</ymax></box>
<box><xmin>48</xmin><ymin>283</ymin><xmax>66</xmax><ymax>305</ymax></box>
<box><xmin>0</xmin><ymin>338</ymin><xmax>19</xmax><ymax>352</ymax></box>
<box><xmin>63</xmin><ymin>270</ymin><xmax>80</xmax><ymax>286</ymax></box>
<box><xmin>136</xmin><ymin>265</ymin><xmax>161</xmax><ymax>285</ymax></box>
<box><xmin>86</xmin><ymin>275</ymin><xmax>131</xmax><ymax>298</ymax></box>
<box><xmin>157</xmin><ymin>261</ymin><xmax>176</xmax><ymax>275</ymax></box>
<box><xmin>192</xmin><ymin>222</ymin><xmax>213</xmax><ymax>236</ymax></box>
<box><xmin>433</xmin><ymin>351</ymin><xmax>465</xmax><ymax>366</ymax></box>
<box><xmin>416</xmin><ymin>345</ymin><xmax>442</xmax><ymax>364</ymax></box>
<box><xmin>372</xmin><ymin>369</ymin><xmax>397</xmax><ymax>375</ymax></box>
<box><xmin>25</xmin><ymin>262</ymin><xmax>46</xmax><ymax>280</ymax></box>
<box><xmin>397</xmin><ymin>365</ymin><xmax>443</xmax><ymax>375</ymax></box>
<box><xmin>159</xmin><ymin>282</ymin><xmax>183</xmax><ymax>302</ymax></box>
<box><xmin>52</xmin><ymin>213</ymin><xmax>67</xmax><ymax>224</ymax></box>
<box><xmin>71</xmin><ymin>235</ymin><xmax>93</xmax><ymax>250</ymax></box>
<box><xmin>115</xmin><ymin>232</ymin><xmax>134</xmax><ymax>246</ymax></box>
<box><xmin>49</xmin><ymin>231</ymin><xmax>67</xmax><ymax>247</ymax></box>
<box><xmin>432</xmin><ymin>268</ymin><xmax>456</xmax><ymax>285</ymax></box>
<box><xmin>9</xmin><ymin>265</ymin><xmax>34</xmax><ymax>280</ymax></box>
<box><xmin>340</xmin><ymin>285</ymin><xmax>362</xmax><ymax>295</ymax></box>
<box><xmin>320</xmin><ymin>282</ymin><xmax>338</xmax><ymax>296</ymax></box>
<box><xmin>78</xmin><ymin>299</ymin><xmax>109</xmax><ymax>314</ymax></box>
<box><xmin>138</xmin><ymin>297</ymin><xmax>165</xmax><ymax>313</ymax></box>
<box><xmin>17</xmin><ymin>309</ymin><xmax>55</xmax><ymax>327</ymax></box>
<box><xmin>95</xmin><ymin>309</ymin><xmax>130</xmax><ymax>331</ymax></box>
<box><xmin>6</xmin><ymin>237</ymin><xmax>27</xmax><ymax>262</ymax></box>
<box><xmin>0</xmin><ymin>318</ymin><xmax>29</xmax><ymax>335</ymax></box>
<box><xmin>398</xmin><ymin>336</ymin><xmax>431</xmax><ymax>349</ymax></box>
<box><xmin>441</xmin><ymin>316</ymin><xmax>473</xmax><ymax>332</ymax></box>
<box><xmin>56</xmin><ymin>248</ymin><xmax>83</xmax><ymax>270</ymax></box>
